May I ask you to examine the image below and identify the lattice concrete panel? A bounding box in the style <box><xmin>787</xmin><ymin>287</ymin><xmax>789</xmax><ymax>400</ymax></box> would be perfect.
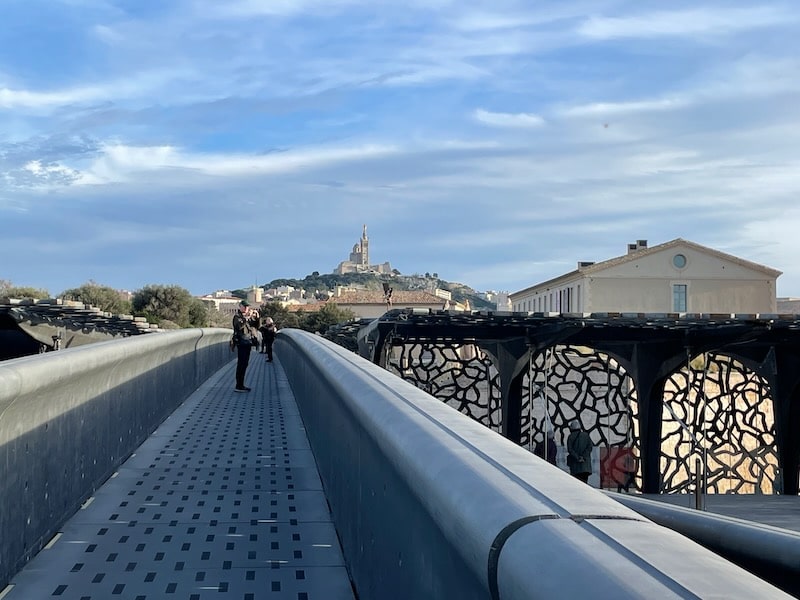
<box><xmin>4</xmin><ymin>355</ymin><xmax>355</xmax><ymax>600</ymax></box>
<box><xmin>661</xmin><ymin>354</ymin><xmax>778</xmax><ymax>494</ymax></box>
<box><xmin>386</xmin><ymin>342</ymin><xmax>502</xmax><ymax>431</ymax></box>
<box><xmin>388</xmin><ymin>342</ymin><xmax>777</xmax><ymax>494</ymax></box>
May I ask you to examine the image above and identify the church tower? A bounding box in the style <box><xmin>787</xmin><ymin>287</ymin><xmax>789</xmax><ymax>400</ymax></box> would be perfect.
<box><xmin>337</xmin><ymin>223</ymin><xmax>389</xmax><ymax>274</ymax></box>
<box><xmin>360</xmin><ymin>224</ymin><xmax>369</xmax><ymax>267</ymax></box>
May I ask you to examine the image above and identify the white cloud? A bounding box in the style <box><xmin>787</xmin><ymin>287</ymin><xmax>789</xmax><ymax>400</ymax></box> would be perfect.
<box><xmin>555</xmin><ymin>55</ymin><xmax>800</xmax><ymax>121</ymax></box>
<box><xmin>473</xmin><ymin>108</ymin><xmax>545</xmax><ymax>128</ymax></box>
<box><xmin>558</xmin><ymin>97</ymin><xmax>689</xmax><ymax>118</ymax></box>
<box><xmin>450</xmin><ymin>3</ymin><xmax>611</xmax><ymax>32</ymax></box>
<box><xmin>379</xmin><ymin>62</ymin><xmax>487</xmax><ymax>87</ymax></box>
<box><xmin>578</xmin><ymin>6</ymin><xmax>796</xmax><ymax>39</ymax></box>
<box><xmin>0</xmin><ymin>86</ymin><xmax>107</xmax><ymax>110</ymax></box>
<box><xmin>74</xmin><ymin>142</ymin><xmax>401</xmax><ymax>184</ymax></box>
<box><xmin>0</xmin><ymin>69</ymin><xmax>194</xmax><ymax>110</ymax></box>
<box><xmin>202</xmin><ymin>0</ymin><xmax>456</xmax><ymax>19</ymax></box>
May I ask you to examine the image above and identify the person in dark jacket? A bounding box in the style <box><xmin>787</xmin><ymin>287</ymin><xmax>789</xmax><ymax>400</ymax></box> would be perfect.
<box><xmin>566</xmin><ymin>420</ymin><xmax>592</xmax><ymax>483</ymax></box>
<box><xmin>232</xmin><ymin>300</ymin><xmax>256</xmax><ymax>391</ymax></box>
<box><xmin>533</xmin><ymin>428</ymin><xmax>557</xmax><ymax>465</ymax></box>
<box><xmin>259</xmin><ymin>316</ymin><xmax>277</xmax><ymax>362</ymax></box>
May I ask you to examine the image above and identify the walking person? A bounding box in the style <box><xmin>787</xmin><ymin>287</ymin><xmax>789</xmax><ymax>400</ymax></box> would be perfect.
<box><xmin>232</xmin><ymin>299</ymin><xmax>256</xmax><ymax>392</ymax></box>
<box><xmin>259</xmin><ymin>317</ymin><xmax>277</xmax><ymax>362</ymax></box>
<box><xmin>566</xmin><ymin>420</ymin><xmax>593</xmax><ymax>483</ymax></box>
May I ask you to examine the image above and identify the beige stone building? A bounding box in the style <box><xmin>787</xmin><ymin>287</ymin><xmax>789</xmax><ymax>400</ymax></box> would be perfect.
<box><xmin>510</xmin><ymin>239</ymin><xmax>781</xmax><ymax>314</ymax></box>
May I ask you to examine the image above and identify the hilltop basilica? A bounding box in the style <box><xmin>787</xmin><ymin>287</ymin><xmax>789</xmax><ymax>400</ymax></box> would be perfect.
<box><xmin>334</xmin><ymin>225</ymin><xmax>393</xmax><ymax>275</ymax></box>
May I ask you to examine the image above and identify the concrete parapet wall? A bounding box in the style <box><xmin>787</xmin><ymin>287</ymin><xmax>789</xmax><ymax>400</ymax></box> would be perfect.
<box><xmin>607</xmin><ymin>492</ymin><xmax>800</xmax><ymax>597</ymax></box>
<box><xmin>277</xmin><ymin>329</ymin><xmax>790</xmax><ymax>599</ymax></box>
<box><xmin>0</xmin><ymin>328</ymin><xmax>232</xmax><ymax>588</ymax></box>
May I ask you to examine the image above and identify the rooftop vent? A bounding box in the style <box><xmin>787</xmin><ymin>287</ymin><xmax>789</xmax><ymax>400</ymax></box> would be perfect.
<box><xmin>578</xmin><ymin>261</ymin><xmax>595</xmax><ymax>268</ymax></box>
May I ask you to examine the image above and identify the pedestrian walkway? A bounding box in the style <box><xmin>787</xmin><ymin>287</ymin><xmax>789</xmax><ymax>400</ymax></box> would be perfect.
<box><xmin>3</xmin><ymin>353</ymin><xmax>355</xmax><ymax>599</ymax></box>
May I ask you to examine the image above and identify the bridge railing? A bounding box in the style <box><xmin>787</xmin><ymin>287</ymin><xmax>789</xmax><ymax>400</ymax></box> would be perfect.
<box><xmin>0</xmin><ymin>328</ymin><xmax>231</xmax><ymax>588</ymax></box>
<box><xmin>278</xmin><ymin>329</ymin><xmax>789</xmax><ymax>599</ymax></box>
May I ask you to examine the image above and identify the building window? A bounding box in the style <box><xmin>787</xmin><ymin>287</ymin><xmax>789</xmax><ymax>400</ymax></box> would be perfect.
<box><xmin>673</xmin><ymin>253</ymin><xmax>687</xmax><ymax>269</ymax></box>
<box><xmin>673</xmin><ymin>284</ymin><xmax>687</xmax><ymax>312</ymax></box>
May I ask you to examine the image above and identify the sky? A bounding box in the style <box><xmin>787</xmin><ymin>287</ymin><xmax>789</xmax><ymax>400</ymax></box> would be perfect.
<box><xmin>1</xmin><ymin>0</ymin><xmax>800</xmax><ymax>298</ymax></box>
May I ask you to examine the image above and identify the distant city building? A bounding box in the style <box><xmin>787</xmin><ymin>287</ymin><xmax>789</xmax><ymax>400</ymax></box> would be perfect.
<box><xmin>434</xmin><ymin>288</ymin><xmax>452</xmax><ymax>301</ymax></box>
<box><xmin>491</xmin><ymin>291</ymin><xmax>512</xmax><ymax>312</ymax></box>
<box><xmin>246</xmin><ymin>285</ymin><xmax>263</xmax><ymax>306</ymax></box>
<box><xmin>208</xmin><ymin>289</ymin><xmax>233</xmax><ymax>299</ymax></box>
<box><xmin>334</xmin><ymin>224</ymin><xmax>393</xmax><ymax>275</ymax></box>
<box><xmin>480</xmin><ymin>290</ymin><xmax>511</xmax><ymax>311</ymax></box>
<box><xmin>510</xmin><ymin>239</ymin><xmax>781</xmax><ymax>314</ymax></box>
<box><xmin>777</xmin><ymin>298</ymin><xmax>800</xmax><ymax>313</ymax></box>
<box><xmin>198</xmin><ymin>293</ymin><xmax>242</xmax><ymax>315</ymax></box>
<box><xmin>264</xmin><ymin>286</ymin><xmax>306</xmax><ymax>303</ymax></box>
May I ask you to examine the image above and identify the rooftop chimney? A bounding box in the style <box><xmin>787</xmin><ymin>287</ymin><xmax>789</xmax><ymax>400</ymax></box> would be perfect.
<box><xmin>627</xmin><ymin>240</ymin><xmax>648</xmax><ymax>254</ymax></box>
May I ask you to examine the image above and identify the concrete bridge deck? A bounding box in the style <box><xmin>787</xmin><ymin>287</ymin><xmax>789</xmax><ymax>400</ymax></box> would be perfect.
<box><xmin>2</xmin><ymin>354</ymin><xmax>355</xmax><ymax>600</ymax></box>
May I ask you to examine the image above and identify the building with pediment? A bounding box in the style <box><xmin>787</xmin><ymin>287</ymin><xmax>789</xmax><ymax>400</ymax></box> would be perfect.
<box><xmin>510</xmin><ymin>239</ymin><xmax>781</xmax><ymax>314</ymax></box>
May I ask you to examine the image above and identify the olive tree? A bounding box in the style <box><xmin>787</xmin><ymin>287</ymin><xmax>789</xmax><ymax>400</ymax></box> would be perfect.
<box><xmin>131</xmin><ymin>284</ymin><xmax>203</xmax><ymax>328</ymax></box>
<box><xmin>60</xmin><ymin>281</ymin><xmax>132</xmax><ymax>314</ymax></box>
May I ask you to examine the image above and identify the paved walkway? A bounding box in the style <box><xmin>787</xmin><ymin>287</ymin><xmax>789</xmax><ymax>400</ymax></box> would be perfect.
<box><xmin>3</xmin><ymin>353</ymin><xmax>355</xmax><ymax>600</ymax></box>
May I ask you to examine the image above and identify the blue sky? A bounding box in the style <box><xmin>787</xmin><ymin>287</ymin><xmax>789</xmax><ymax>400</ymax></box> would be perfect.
<box><xmin>2</xmin><ymin>0</ymin><xmax>799</xmax><ymax>297</ymax></box>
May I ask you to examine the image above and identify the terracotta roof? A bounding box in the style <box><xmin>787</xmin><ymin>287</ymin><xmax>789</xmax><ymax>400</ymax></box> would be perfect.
<box><xmin>330</xmin><ymin>290</ymin><xmax>445</xmax><ymax>305</ymax></box>
<box><xmin>285</xmin><ymin>302</ymin><xmax>327</xmax><ymax>312</ymax></box>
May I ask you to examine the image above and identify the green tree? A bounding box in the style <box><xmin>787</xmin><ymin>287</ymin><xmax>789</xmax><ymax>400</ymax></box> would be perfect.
<box><xmin>60</xmin><ymin>281</ymin><xmax>132</xmax><ymax>314</ymax></box>
<box><xmin>259</xmin><ymin>301</ymin><xmax>300</xmax><ymax>329</ymax></box>
<box><xmin>299</xmin><ymin>303</ymin><xmax>356</xmax><ymax>334</ymax></box>
<box><xmin>0</xmin><ymin>280</ymin><xmax>50</xmax><ymax>299</ymax></box>
<box><xmin>188</xmin><ymin>298</ymin><xmax>210</xmax><ymax>327</ymax></box>
<box><xmin>204</xmin><ymin>305</ymin><xmax>235</xmax><ymax>328</ymax></box>
<box><xmin>131</xmin><ymin>284</ymin><xmax>201</xmax><ymax>328</ymax></box>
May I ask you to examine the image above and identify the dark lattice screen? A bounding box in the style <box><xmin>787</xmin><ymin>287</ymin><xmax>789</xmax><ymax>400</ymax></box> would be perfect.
<box><xmin>383</xmin><ymin>341</ymin><xmax>777</xmax><ymax>494</ymax></box>
<box><xmin>385</xmin><ymin>341</ymin><xmax>502</xmax><ymax>430</ymax></box>
<box><xmin>521</xmin><ymin>346</ymin><xmax>640</xmax><ymax>490</ymax></box>
<box><xmin>661</xmin><ymin>353</ymin><xmax>777</xmax><ymax>494</ymax></box>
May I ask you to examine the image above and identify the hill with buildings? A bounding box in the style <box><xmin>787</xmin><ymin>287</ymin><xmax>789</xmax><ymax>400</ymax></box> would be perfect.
<box><xmin>256</xmin><ymin>271</ymin><xmax>496</xmax><ymax>310</ymax></box>
<box><xmin>232</xmin><ymin>225</ymin><xmax>505</xmax><ymax>311</ymax></box>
